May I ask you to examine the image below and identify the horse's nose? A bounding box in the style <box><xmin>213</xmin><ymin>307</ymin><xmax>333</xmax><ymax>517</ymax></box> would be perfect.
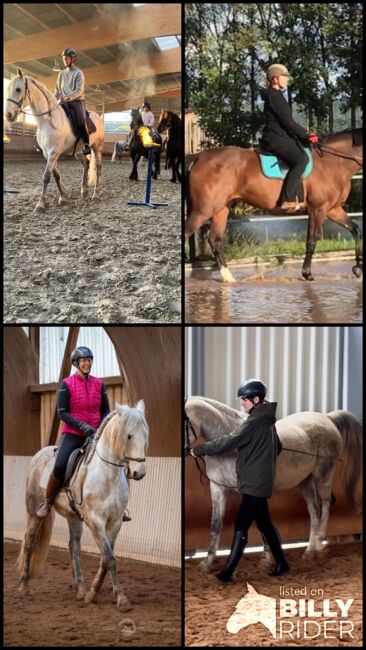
<box><xmin>133</xmin><ymin>470</ymin><xmax>139</xmax><ymax>480</ymax></box>
<box><xmin>7</xmin><ymin>112</ymin><xmax>12</xmax><ymax>120</ymax></box>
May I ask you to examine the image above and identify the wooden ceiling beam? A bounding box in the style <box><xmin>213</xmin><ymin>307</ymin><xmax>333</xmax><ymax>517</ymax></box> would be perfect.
<box><xmin>4</xmin><ymin>4</ymin><xmax>181</xmax><ymax>64</ymax></box>
<box><xmin>13</xmin><ymin>3</ymin><xmax>51</xmax><ymax>31</ymax></box>
<box><xmin>35</xmin><ymin>49</ymin><xmax>180</xmax><ymax>88</ymax></box>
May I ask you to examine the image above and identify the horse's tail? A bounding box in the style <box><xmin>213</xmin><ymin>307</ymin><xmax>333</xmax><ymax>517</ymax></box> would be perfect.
<box><xmin>16</xmin><ymin>510</ymin><xmax>54</xmax><ymax>579</ymax></box>
<box><xmin>327</xmin><ymin>410</ymin><xmax>362</xmax><ymax>512</ymax></box>
<box><xmin>88</xmin><ymin>149</ymin><xmax>97</xmax><ymax>186</ymax></box>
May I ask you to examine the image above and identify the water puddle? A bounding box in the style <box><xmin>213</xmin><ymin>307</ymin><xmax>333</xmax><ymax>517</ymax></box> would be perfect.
<box><xmin>185</xmin><ymin>260</ymin><xmax>362</xmax><ymax>323</ymax></box>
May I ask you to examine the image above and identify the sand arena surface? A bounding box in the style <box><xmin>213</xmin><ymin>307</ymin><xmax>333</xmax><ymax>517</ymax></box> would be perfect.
<box><xmin>185</xmin><ymin>542</ymin><xmax>362</xmax><ymax>646</ymax></box>
<box><xmin>4</xmin><ymin>159</ymin><xmax>181</xmax><ymax>323</ymax></box>
<box><xmin>4</xmin><ymin>541</ymin><xmax>181</xmax><ymax>647</ymax></box>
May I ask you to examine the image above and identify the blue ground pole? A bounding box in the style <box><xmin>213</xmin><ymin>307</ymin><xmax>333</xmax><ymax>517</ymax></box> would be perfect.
<box><xmin>127</xmin><ymin>146</ymin><xmax>168</xmax><ymax>209</ymax></box>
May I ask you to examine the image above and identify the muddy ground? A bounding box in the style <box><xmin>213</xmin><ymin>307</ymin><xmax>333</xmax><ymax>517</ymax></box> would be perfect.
<box><xmin>4</xmin><ymin>159</ymin><xmax>181</xmax><ymax>323</ymax></box>
<box><xmin>185</xmin><ymin>542</ymin><xmax>362</xmax><ymax>646</ymax></box>
<box><xmin>4</xmin><ymin>541</ymin><xmax>181</xmax><ymax>647</ymax></box>
<box><xmin>185</xmin><ymin>259</ymin><xmax>362</xmax><ymax>323</ymax></box>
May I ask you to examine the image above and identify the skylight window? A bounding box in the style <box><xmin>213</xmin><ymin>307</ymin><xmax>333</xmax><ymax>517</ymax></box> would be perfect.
<box><xmin>155</xmin><ymin>36</ymin><xmax>181</xmax><ymax>50</ymax></box>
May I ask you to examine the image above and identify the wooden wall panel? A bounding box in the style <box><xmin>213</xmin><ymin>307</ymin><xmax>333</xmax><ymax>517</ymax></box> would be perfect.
<box><xmin>4</xmin><ymin>328</ymin><xmax>40</xmax><ymax>455</ymax></box>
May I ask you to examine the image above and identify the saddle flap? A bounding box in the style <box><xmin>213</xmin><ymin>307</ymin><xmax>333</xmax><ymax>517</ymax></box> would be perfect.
<box><xmin>258</xmin><ymin>147</ymin><xmax>313</xmax><ymax>180</ymax></box>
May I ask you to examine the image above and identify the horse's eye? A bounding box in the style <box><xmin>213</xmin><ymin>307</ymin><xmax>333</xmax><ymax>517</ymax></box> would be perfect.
<box><xmin>128</xmin><ymin>435</ymin><xmax>132</xmax><ymax>440</ymax></box>
<box><xmin>16</xmin><ymin>88</ymin><xmax>21</xmax><ymax>92</ymax></box>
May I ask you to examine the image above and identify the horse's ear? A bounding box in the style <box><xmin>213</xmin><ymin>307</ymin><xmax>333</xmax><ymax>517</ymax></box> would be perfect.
<box><xmin>17</xmin><ymin>68</ymin><xmax>23</xmax><ymax>78</ymax></box>
<box><xmin>247</xmin><ymin>583</ymin><xmax>257</xmax><ymax>594</ymax></box>
<box><xmin>136</xmin><ymin>399</ymin><xmax>145</xmax><ymax>414</ymax></box>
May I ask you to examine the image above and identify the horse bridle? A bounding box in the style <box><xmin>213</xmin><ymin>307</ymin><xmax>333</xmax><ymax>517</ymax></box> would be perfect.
<box><xmin>95</xmin><ymin>445</ymin><xmax>146</xmax><ymax>468</ymax></box>
<box><xmin>7</xmin><ymin>76</ymin><xmax>60</xmax><ymax>117</ymax></box>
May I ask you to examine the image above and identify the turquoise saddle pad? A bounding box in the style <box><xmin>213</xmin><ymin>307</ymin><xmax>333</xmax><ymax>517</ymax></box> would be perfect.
<box><xmin>258</xmin><ymin>147</ymin><xmax>313</xmax><ymax>179</ymax></box>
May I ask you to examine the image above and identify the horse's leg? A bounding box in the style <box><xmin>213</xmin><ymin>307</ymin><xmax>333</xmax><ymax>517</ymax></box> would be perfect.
<box><xmin>92</xmin><ymin>144</ymin><xmax>103</xmax><ymax>201</ymax></box>
<box><xmin>176</xmin><ymin>155</ymin><xmax>182</xmax><ymax>183</ymax></box>
<box><xmin>80</xmin><ymin>155</ymin><xmax>90</xmax><ymax>199</ymax></box>
<box><xmin>298</xmin><ymin>474</ymin><xmax>322</xmax><ymax>553</ymax></box>
<box><xmin>327</xmin><ymin>205</ymin><xmax>363</xmax><ymax>277</ymax></box>
<box><xmin>84</xmin><ymin>516</ymin><xmax>132</xmax><ymax>611</ymax></box>
<box><xmin>313</xmin><ymin>462</ymin><xmax>336</xmax><ymax>543</ymax></box>
<box><xmin>302</xmin><ymin>208</ymin><xmax>326</xmax><ymax>281</ymax></box>
<box><xmin>129</xmin><ymin>153</ymin><xmax>140</xmax><ymax>181</ymax></box>
<box><xmin>170</xmin><ymin>154</ymin><xmax>177</xmax><ymax>183</ymax></box>
<box><xmin>67</xmin><ymin>518</ymin><xmax>87</xmax><ymax>600</ymax></box>
<box><xmin>53</xmin><ymin>162</ymin><xmax>69</xmax><ymax>206</ymax></box>
<box><xmin>153</xmin><ymin>150</ymin><xmax>161</xmax><ymax>180</ymax></box>
<box><xmin>209</xmin><ymin>208</ymin><xmax>236</xmax><ymax>282</ymax></box>
<box><xmin>199</xmin><ymin>485</ymin><xmax>228</xmax><ymax>573</ymax></box>
<box><xmin>35</xmin><ymin>152</ymin><xmax>59</xmax><ymax>213</ymax></box>
<box><xmin>17</xmin><ymin>516</ymin><xmax>43</xmax><ymax>593</ymax></box>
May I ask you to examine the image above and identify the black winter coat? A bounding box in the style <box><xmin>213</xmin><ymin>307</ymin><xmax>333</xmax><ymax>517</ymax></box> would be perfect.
<box><xmin>194</xmin><ymin>402</ymin><xmax>282</xmax><ymax>498</ymax></box>
<box><xmin>260</xmin><ymin>87</ymin><xmax>308</xmax><ymax>149</ymax></box>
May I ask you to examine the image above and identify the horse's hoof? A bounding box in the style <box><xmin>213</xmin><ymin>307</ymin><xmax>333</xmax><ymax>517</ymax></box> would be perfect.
<box><xmin>170</xmin><ymin>178</ymin><xmax>177</xmax><ymax>183</ymax></box>
<box><xmin>76</xmin><ymin>585</ymin><xmax>87</xmax><ymax>600</ymax></box>
<box><xmin>352</xmin><ymin>265</ymin><xmax>362</xmax><ymax>278</ymax></box>
<box><xmin>117</xmin><ymin>598</ymin><xmax>133</xmax><ymax>612</ymax></box>
<box><xmin>84</xmin><ymin>591</ymin><xmax>97</xmax><ymax>605</ymax></box>
<box><xmin>220</xmin><ymin>267</ymin><xmax>236</xmax><ymax>283</ymax></box>
<box><xmin>302</xmin><ymin>271</ymin><xmax>314</xmax><ymax>281</ymax></box>
<box><xmin>91</xmin><ymin>195</ymin><xmax>99</xmax><ymax>202</ymax></box>
<box><xmin>34</xmin><ymin>204</ymin><xmax>46</xmax><ymax>214</ymax></box>
<box><xmin>198</xmin><ymin>559</ymin><xmax>210</xmax><ymax>573</ymax></box>
<box><xmin>58</xmin><ymin>198</ymin><xmax>68</xmax><ymax>206</ymax></box>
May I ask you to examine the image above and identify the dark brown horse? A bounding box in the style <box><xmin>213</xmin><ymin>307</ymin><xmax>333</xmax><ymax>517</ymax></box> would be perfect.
<box><xmin>185</xmin><ymin>129</ymin><xmax>363</xmax><ymax>282</ymax></box>
<box><xmin>157</xmin><ymin>110</ymin><xmax>182</xmax><ymax>183</ymax></box>
<box><xmin>129</xmin><ymin>108</ymin><xmax>162</xmax><ymax>181</ymax></box>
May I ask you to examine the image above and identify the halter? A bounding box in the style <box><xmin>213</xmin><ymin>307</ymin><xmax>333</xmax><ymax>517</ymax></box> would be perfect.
<box><xmin>7</xmin><ymin>76</ymin><xmax>60</xmax><ymax>117</ymax></box>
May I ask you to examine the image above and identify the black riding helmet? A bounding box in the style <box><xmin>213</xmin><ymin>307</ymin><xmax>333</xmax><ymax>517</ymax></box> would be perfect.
<box><xmin>237</xmin><ymin>379</ymin><xmax>267</xmax><ymax>401</ymax></box>
<box><xmin>71</xmin><ymin>346</ymin><xmax>93</xmax><ymax>368</ymax></box>
<box><xmin>61</xmin><ymin>48</ymin><xmax>77</xmax><ymax>61</ymax></box>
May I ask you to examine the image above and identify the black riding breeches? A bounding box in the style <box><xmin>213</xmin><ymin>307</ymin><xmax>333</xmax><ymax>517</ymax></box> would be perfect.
<box><xmin>235</xmin><ymin>494</ymin><xmax>279</xmax><ymax>544</ymax></box>
<box><xmin>53</xmin><ymin>432</ymin><xmax>86</xmax><ymax>482</ymax></box>
<box><xmin>66</xmin><ymin>100</ymin><xmax>86</xmax><ymax>127</ymax></box>
<box><xmin>263</xmin><ymin>135</ymin><xmax>308</xmax><ymax>202</ymax></box>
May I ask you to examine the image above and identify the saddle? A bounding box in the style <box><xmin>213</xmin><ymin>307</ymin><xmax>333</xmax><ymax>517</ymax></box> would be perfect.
<box><xmin>60</xmin><ymin>102</ymin><xmax>97</xmax><ymax>138</ymax></box>
<box><xmin>257</xmin><ymin>145</ymin><xmax>313</xmax><ymax>180</ymax></box>
<box><xmin>53</xmin><ymin>435</ymin><xmax>93</xmax><ymax>487</ymax></box>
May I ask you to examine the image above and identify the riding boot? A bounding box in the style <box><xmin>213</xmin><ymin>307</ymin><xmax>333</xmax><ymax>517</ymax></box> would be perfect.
<box><xmin>78</xmin><ymin>123</ymin><xmax>91</xmax><ymax>155</ymax></box>
<box><xmin>264</xmin><ymin>526</ymin><xmax>290</xmax><ymax>575</ymax></box>
<box><xmin>216</xmin><ymin>531</ymin><xmax>247</xmax><ymax>583</ymax></box>
<box><xmin>36</xmin><ymin>473</ymin><xmax>63</xmax><ymax>518</ymax></box>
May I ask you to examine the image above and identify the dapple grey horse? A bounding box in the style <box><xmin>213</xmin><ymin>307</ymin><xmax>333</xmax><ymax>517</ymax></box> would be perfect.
<box><xmin>17</xmin><ymin>402</ymin><xmax>148</xmax><ymax>610</ymax></box>
<box><xmin>186</xmin><ymin>396</ymin><xmax>362</xmax><ymax>571</ymax></box>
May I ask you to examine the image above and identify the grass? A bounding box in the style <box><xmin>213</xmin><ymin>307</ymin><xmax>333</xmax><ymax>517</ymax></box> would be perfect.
<box><xmin>184</xmin><ymin>237</ymin><xmax>355</xmax><ymax>262</ymax></box>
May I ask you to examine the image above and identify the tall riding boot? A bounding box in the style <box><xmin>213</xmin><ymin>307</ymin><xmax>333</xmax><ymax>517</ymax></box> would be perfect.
<box><xmin>216</xmin><ymin>531</ymin><xmax>248</xmax><ymax>583</ymax></box>
<box><xmin>264</xmin><ymin>526</ymin><xmax>290</xmax><ymax>575</ymax></box>
<box><xmin>78</xmin><ymin>123</ymin><xmax>91</xmax><ymax>155</ymax></box>
<box><xmin>36</xmin><ymin>473</ymin><xmax>63</xmax><ymax>518</ymax></box>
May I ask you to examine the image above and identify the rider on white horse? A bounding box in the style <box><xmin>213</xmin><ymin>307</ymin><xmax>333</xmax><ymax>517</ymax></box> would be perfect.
<box><xmin>54</xmin><ymin>48</ymin><xmax>91</xmax><ymax>156</ymax></box>
<box><xmin>36</xmin><ymin>346</ymin><xmax>131</xmax><ymax>521</ymax></box>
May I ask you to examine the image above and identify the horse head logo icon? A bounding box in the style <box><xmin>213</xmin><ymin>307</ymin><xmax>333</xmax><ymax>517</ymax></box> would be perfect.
<box><xmin>227</xmin><ymin>583</ymin><xmax>277</xmax><ymax>638</ymax></box>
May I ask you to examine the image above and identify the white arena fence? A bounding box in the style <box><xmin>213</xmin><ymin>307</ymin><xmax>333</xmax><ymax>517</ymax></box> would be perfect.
<box><xmin>4</xmin><ymin>455</ymin><xmax>181</xmax><ymax>568</ymax></box>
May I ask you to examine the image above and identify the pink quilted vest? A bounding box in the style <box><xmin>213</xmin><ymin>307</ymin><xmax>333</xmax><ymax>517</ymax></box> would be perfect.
<box><xmin>61</xmin><ymin>373</ymin><xmax>102</xmax><ymax>436</ymax></box>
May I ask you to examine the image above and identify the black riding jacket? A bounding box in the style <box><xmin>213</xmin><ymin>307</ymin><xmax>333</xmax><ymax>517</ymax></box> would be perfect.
<box><xmin>260</xmin><ymin>87</ymin><xmax>308</xmax><ymax>147</ymax></box>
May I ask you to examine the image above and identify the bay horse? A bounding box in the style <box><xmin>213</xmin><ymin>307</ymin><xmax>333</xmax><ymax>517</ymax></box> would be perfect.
<box><xmin>5</xmin><ymin>69</ymin><xmax>104</xmax><ymax>213</ymax></box>
<box><xmin>185</xmin><ymin>129</ymin><xmax>363</xmax><ymax>282</ymax></box>
<box><xmin>185</xmin><ymin>396</ymin><xmax>362</xmax><ymax>573</ymax></box>
<box><xmin>157</xmin><ymin>110</ymin><xmax>182</xmax><ymax>183</ymax></box>
<box><xmin>129</xmin><ymin>108</ymin><xmax>162</xmax><ymax>181</ymax></box>
<box><xmin>17</xmin><ymin>402</ymin><xmax>148</xmax><ymax>610</ymax></box>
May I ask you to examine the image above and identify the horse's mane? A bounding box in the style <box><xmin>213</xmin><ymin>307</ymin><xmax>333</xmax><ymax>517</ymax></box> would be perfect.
<box><xmin>86</xmin><ymin>404</ymin><xmax>148</xmax><ymax>465</ymax></box>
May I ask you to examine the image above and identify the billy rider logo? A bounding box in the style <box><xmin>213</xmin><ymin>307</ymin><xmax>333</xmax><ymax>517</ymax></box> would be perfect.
<box><xmin>226</xmin><ymin>583</ymin><xmax>355</xmax><ymax>640</ymax></box>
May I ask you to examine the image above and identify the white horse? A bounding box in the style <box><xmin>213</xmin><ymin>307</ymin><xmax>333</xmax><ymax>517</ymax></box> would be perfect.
<box><xmin>185</xmin><ymin>396</ymin><xmax>362</xmax><ymax>572</ymax></box>
<box><xmin>5</xmin><ymin>69</ymin><xmax>104</xmax><ymax>212</ymax></box>
<box><xmin>17</xmin><ymin>402</ymin><xmax>148</xmax><ymax>611</ymax></box>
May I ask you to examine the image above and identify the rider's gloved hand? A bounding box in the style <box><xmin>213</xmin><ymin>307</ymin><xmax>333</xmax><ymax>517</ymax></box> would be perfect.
<box><xmin>79</xmin><ymin>423</ymin><xmax>96</xmax><ymax>436</ymax></box>
<box><xmin>307</xmin><ymin>132</ymin><xmax>320</xmax><ymax>144</ymax></box>
<box><xmin>189</xmin><ymin>448</ymin><xmax>196</xmax><ymax>458</ymax></box>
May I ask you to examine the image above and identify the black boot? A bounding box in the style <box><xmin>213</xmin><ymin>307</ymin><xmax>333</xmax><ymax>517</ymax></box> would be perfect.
<box><xmin>79</xmin><ymin>123</ymin><xmax>91</xmax><ymax>155</ymax></box>
<box><xmin>264</xmin><ymin>526</ymin><xmax>290</xmax><ymax>575</ymax></box>
<box><xmin>216</xmin><ymin>531</ymin><xmax>247</xmax><ymax>583</ymax></box>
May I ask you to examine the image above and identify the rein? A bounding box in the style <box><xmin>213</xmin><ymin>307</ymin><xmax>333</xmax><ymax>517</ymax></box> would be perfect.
<box><xmin>315</xmin><ymin>142</ymin><xmax>363</xmax><ymax>165</ymax></box>
<box><xmin>95</xmin><ymin>445</ymin><xmax>146</xmax><ymax>468</ymax></box>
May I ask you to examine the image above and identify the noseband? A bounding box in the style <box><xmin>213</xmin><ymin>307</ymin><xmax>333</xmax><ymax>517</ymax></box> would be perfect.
<box><xmin>7</xmin><ymin>76</ymin><xmax>60</xmax><ymax>117</ymax></box>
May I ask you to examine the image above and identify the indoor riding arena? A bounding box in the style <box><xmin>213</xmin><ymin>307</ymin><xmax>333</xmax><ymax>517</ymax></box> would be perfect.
<box><xmin>185</xmin><ymin>326</ymin><xmax>362</xmax><ymax>647</ymax></box>
<box><xmin>4</xmin><ymin>326</ymin><xmax>181</xmax><ymax>647</ymax></box>
<box><xmin>4</xmin><ymin>3</ymin><xmax>181</xmax><ymax>324</ymax></box>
